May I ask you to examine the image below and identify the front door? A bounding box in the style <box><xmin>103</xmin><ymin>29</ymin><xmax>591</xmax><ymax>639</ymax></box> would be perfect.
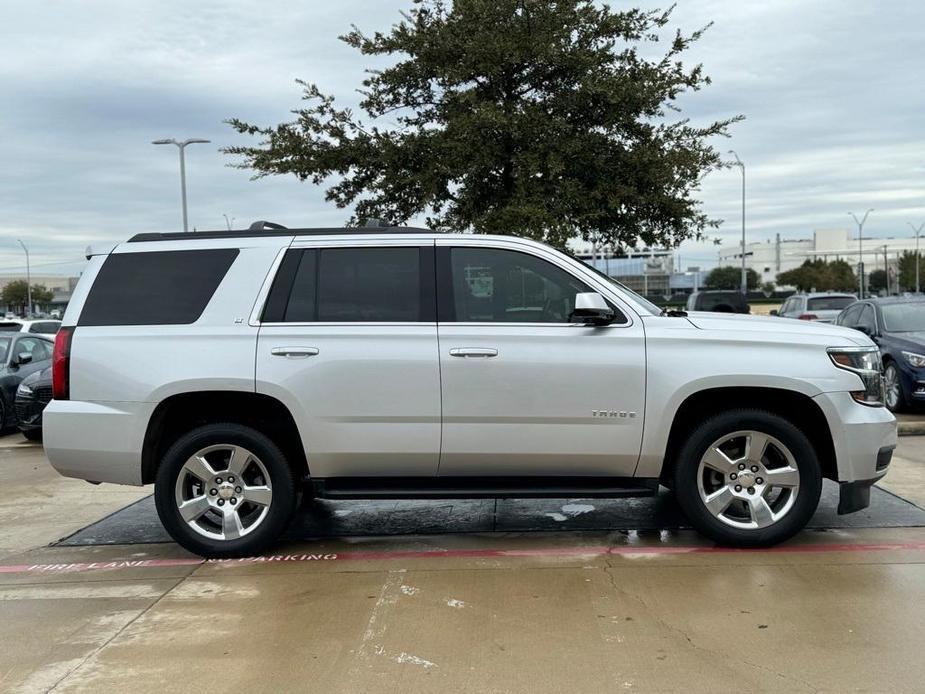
<box><xmin>255</xmin><ymin>241</ymin><xmax>441</xmax><ymax>478</ymax></box>
<box><xmin>436</xmin><ymin>241</ymin><xmax>646</xmax><ymax>477</ymax></box>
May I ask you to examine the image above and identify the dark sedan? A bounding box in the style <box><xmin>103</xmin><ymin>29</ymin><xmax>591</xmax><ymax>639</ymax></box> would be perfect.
<box><xmin>15</xmin><ymin>366</ymin><xmax>51</xmax><ymax>441</ymax></box>
<box><xmin>835</xmin><ymin>297</ymin><xmax>925</xmax><ymax>412</ymax></box>
<box><xmin>0</xmin><ymin>334</ymin><xmax>53</xmax><ymax>431</ymax></box>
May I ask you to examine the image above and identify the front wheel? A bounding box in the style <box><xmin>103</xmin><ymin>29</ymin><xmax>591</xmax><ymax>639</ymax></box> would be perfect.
<box><xmin>154</xmin><ymin>423</ymin><xmax>297</xmax><ymax>558</ymax></box>
<box><xmin>673</xmin><ymin>410</ymin><xmax>822</xmax><ymax>547</ymax></box>
<box><xmin>883</xmin><ymin>362</ymin><xmax>906</xmax><ymax>413</ymax></box>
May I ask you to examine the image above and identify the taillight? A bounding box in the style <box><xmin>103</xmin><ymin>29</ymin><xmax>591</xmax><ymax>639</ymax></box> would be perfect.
<box><xmin>52</xmin><ymin>326</ymin><xmax>74</xmax><ymax>400</ymax></box>
<box><xmin>798</xmin><ymin>313</ymin><xmax>818</xmax><ymax>321</ymax></box>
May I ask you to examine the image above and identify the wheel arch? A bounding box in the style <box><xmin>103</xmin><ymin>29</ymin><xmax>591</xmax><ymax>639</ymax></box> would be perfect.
<box><xmin>659</xmin><ymin>386</ymin><xmax>837</xmax><ymax>486</ymax></box>
<box><xmin>141</xmin><ymin>391</ymin><xmax>308</xmax><ymax>485</ymax></box>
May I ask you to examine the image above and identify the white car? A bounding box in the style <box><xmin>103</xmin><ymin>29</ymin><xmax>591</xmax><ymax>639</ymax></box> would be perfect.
<box><xmin>0</xmin><ymin>319</ymin><xmax>61</xmax><ymax>341</ymax></box>
<box><xmin>43</xmin><ymin>225</ymin><xmax>896</xmax><ymax>557</ymax></box>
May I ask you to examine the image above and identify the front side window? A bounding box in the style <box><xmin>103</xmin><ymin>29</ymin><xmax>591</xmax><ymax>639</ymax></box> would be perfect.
<box><xmin>857</xmin><ymin>305</ymin><xmax>878</xmax><ymax>333</ymax></box>
<box><xmin>838</xmin><ymin>304</ymin><xmax>863</xmax><ymax>326</ymax></box>
<box><xmin>265</xmin><ymin>247</ymin><xmax>429</xmax><ymax>322</ymax></box>
<box><xmin>13</xmin><ymin>337</ymin><xmax>49</xmax><ymax>363</ymax></box>
<box><xmin>447</xmin><ymin>247</ymin><xmax>622</xmax><ymax>323</ymax></box>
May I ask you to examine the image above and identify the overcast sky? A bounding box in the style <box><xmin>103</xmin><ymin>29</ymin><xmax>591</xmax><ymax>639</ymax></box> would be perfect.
<box><xmin>0</xmin><ymin>0</ymin><xmax>923</xmax><ymax>278</ymax></box>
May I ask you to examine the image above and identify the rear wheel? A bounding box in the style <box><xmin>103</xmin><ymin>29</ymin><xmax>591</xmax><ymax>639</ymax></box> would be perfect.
<box><xmin>673</xmin><ymin>409</ymin><xmax>822</xmax><ymax>547</ymax></box>
<box><xmin>154</xmin><ymin>423</ymin><xmax>297</xmax><ymax>558</ymax></box>
<box><xmin>21</xmin><ymin>428</ymin><xmax>42</xmax><ymax>442</ymax></box>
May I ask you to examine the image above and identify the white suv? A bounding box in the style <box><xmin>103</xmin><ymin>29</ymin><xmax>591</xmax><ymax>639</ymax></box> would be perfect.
<box><xmin>44</xmin><ymin>226</ymin><xmax>896</xmax><ymax>557</ymax></box>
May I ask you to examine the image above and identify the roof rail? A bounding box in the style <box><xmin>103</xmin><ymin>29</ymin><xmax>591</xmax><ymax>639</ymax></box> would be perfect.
<box><xmin>248</xmin><ymin>220</ymin><xmax>289</xmax><ymax>231</ymax></box>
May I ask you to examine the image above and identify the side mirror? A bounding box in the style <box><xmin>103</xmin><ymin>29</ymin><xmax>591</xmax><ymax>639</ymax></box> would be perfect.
<box><xmin>573</xmin><ymin>292</ymin><xmax>615</xmax><ymax>326</ymax></box>
<box><xmin>13</xmin><ymin>352</ymin><xmax>32</xmax><ymax>366</ymax></box>
<box><xmin>769</xmin><ymin>309</ymin><xmax>778</xmax><ymax>316</ymax></box>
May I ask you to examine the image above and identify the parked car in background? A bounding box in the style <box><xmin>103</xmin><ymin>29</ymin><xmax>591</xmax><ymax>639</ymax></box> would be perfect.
<box><xmin>0</xmin><ymin>319</ymin><xmax>61</xmax><ymax>341</ymax></box>
<box><xmin>0</xmin><ymin>335</ymin><xmax>53</xmax><ymax>430</ymax></box>
<box><xmin>836</xmin><ymin>297</ymin><xmax>925</xmax><ymax>412</ymax></box>
<box><xmin>685</xmin><ymin>290</ymin><xmax>750</xmax><ymax>313</ymax></box>
<box><xmin>15</xmin><ymin>366</ymin><xmax>51</xmax><ymax>441</ymax></box>
<box><xmin>773</xmin><ymin>293</ymin><xmax>856</xmax><ymax>323</ymax></box>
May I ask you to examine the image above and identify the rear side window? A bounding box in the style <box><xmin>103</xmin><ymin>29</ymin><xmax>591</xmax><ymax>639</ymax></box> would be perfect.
<box><xmin>29</xmin><ymin>322</ymin><xmax>60</xmax><ymax>334</ymax></box>
<box><xmin>79</xmin><ymin>249</ymin><xmax>238</xmax><ymax>326</ymax></box>
<box><xmin>263</xmin><ymin>247</ymin><xmax>434</xmax><ymax>322</ymax></box>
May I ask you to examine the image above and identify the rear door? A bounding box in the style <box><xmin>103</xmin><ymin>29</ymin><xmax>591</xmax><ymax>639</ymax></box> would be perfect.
<box><xmin>435</xmin><ymin>239</ymin><xmax>646</xmax><ymax>477</ymax></box>
<box><xmin>255</xmin><ymin>240</ymin><xmax>441</xmax><ymax>478</ymax></box>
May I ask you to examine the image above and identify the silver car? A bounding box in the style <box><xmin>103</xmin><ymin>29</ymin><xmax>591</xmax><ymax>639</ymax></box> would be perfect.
<box><xmin>774</xmin><ymin>293</ymin><xmax>857</xmax><ymax>323</ymax></box>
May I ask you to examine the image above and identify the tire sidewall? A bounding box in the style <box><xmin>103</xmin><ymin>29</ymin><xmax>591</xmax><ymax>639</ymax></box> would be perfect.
<box><xmin>673</xmin><ymin>410</ymin><xmax>822</xmax><ymax>547</ymax></box>
<box><xmin>154</xmin><ymin>423</ymin><xmax>297</xmax><ymax>558</ymax></box>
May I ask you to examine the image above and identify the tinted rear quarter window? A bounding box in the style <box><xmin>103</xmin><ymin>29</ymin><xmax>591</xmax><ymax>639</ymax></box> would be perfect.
<box><xmin>79</xmin><ymin>249</ymin><xmax>238</xmax><ymax>326</ymax></box>
<box><xmin>0</xmin><ymin>322</ymin><xmax>21</xmax><ymax>332</ymax></box>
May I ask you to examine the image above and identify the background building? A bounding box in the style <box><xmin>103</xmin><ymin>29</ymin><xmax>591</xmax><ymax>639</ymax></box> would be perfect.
<box><xmin>718</xmin><ymin>229</ymin><xmax>921</xmax><ymax>288</ymax></box>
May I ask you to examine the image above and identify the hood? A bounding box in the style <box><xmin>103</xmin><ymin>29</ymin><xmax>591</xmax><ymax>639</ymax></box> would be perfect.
<box><xmin>684</xmin><ymin>311</ymin><xmax>871</xmax><ymax>346</ymax></box>
<box><xmin>884</xmin><ymin>331</ymin><xmax>925</xmax><ymax>352</ymax></box>
<box><xmin>21</xmin><ymin>366</ymin><xmax>52</xmax><ymax>387</ymax></box>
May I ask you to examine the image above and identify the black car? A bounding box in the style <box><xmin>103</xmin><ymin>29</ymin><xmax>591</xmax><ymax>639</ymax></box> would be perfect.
<box><xmin>15</xmin><ymin>366</ymin><xmax>51</xmax><ymax>441</ymax></box>
<box><xmin>835</xmin><ymin>297</ymin><xmax>925</xmax><ymax>412</ymax></box>
<box><xmin>0</xmin><ymin>334</ymin><xmax>53</xmax><ymax>431</ymax></box>
<box><xmin>685</xmin><ymin>290</ymin><xmax>750</xmax><ymax>314</ymax></box>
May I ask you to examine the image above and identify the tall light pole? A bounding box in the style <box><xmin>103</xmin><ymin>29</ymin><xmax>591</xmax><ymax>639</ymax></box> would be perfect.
<box><xmin>850</xmin><ymin>209</ymin><xmax>873</xmax><ymax>299</ymax></box>
<box><xmin>728</xmin><ymin>150</ymin><xmax>746</xmax><ymax>295</ymax></box>
<box><xmin>152</xmin><ymin>138</ymin><xmax>211</xmax><ymax>232</ymax></box>
<box><xmin>16</xmin><ymin>240</ymin><xmax>31</xmax><ymax>317</ymax></box>
<box><xmin>909</xmin><ymin>222</ymin><xmax>924</xmax><ymax>294</ymax></box>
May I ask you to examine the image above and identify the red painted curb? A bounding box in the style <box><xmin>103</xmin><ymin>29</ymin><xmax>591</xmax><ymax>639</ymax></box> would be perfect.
<box><xmin>3</xmin><ymin>541</ymin><xmax>925</xmax><ymax>576</ymax></box>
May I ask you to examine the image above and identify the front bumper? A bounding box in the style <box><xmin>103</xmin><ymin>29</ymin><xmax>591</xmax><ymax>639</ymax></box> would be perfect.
<box><xmin>812</xmin><ymin>391</ymin><xmax>897</xmax><ymax>513</ymax></box>
<box><xmin>838</xmin><ymin>446</ymin><xmax>894</xmax><ymax>514</ymax></box>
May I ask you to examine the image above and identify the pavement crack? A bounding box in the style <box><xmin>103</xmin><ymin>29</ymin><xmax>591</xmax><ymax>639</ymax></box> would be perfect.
<box><xmin>45</xmin><ymin>574</ymin><xmax>187</xmax><ymax>693</ymax></box>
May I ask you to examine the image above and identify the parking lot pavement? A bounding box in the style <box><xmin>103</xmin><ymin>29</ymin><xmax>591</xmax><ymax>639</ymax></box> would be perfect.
<box><xmin>1</xmin><ymin>435</ymin><xmax>925</xmax><ymax>692</ymax></box>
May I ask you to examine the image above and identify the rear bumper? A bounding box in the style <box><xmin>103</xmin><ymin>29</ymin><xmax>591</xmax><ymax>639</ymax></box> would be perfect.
<box><xmin>43</xmin><ymin>400</ymin><xmax>155</xmax><ymax>485</ymax></box>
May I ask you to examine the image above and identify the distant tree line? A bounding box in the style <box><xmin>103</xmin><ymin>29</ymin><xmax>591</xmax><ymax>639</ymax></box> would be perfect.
<box><xmin>1</xmin><ymin>280</ymin><xmax>54</xmax><ymax>314</ymax></box>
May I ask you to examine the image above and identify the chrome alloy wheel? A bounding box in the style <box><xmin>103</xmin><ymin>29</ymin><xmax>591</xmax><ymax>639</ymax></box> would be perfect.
<box><xmin>696</xmin><ymin>430</ymin><xmax>800</xmax><ymax>530</ymax></box>
<box><xmin>174</xmin><ymin>444</ymin><xmax>273</xmax><ymax>541</ymax></box>
<box><xmin>884</xmin><ymin>364</ymin><xmax>902</xmax><ymax>411</ymax></box>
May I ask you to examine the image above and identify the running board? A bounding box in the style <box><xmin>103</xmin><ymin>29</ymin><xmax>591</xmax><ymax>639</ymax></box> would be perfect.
<box><xmin>312</xmin><ymin>476</ymin><xmax>659</xmax><ymax>500</ymax></box>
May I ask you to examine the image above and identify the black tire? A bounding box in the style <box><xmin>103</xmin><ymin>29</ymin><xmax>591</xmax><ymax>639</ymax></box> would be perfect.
<box><xmin>883</xmin><ymin>362</ymin><xmax>906</xmax><ymax>413</ymax></box>
<box><xmin>154</xmin><ymin>423</ymin><xmax>297</xmax><ymax>558</ymax></box>
<box><xmin>21</xmin><ymin>428</ymin><xmax>42</xmax><ymax>442</ymax></box>
<box><xmin>0</xmin><ymin>396</ymin><xmax>7</xmax><ymax>433</ymax></box>
<box><xmin>673</xmin><ymin>409</ymin><xmax>822</xmax><ymax>548</ymax></box>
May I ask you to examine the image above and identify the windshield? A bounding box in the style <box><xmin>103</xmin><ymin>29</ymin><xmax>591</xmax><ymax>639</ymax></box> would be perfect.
<box><xmin>808</xmin><ymin>296</ymin><xmax>855</xmax><ymax>311</ymax></box>
<box><xmin>881</xmin><ymin>302</ymin><xmax>925</xmax><ymax>332</ymax></box>
<box><xmin>0</xmin><ymin>337</ymin><xmax>9</xmax><ymax>363</ymax></box>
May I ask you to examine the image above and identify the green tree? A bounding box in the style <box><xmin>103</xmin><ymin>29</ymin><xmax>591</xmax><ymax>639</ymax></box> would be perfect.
<box><xmin>867</xmin><ymin>269</ymin><xmax>887</xmax><ymax>293</ymax></box>
<box><xmin>2</xmin><ymin>281</ymin><xmax>54</xmax><ymax>313</ymax></box>
<box><xmin>226</xmin><ymin>0</ymin><xmax>741</xmax><ymax>249</ymax></box>
<box><xmin>704</xmin><ymin>265</ymin><xmax>759</xmax><ymax>290</ymax></box>
<box><xmin>777</xmin><ymin>259</ymin><xmax>856</xmax><ymax>292</ymax></box>
<box><xmin>898</xmin><ymin>250</ymin><xmax>924</xmax><ymax>292</ymax></box>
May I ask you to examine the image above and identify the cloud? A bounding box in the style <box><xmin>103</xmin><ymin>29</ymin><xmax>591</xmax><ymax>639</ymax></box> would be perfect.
<box><xmin>0</xmin><ymin>0</ymin><xmax>921</xmax><ymax>275</ymax></box>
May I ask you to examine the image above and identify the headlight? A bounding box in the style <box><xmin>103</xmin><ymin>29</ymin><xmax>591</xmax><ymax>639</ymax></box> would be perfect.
<box><xmin>828</xmin><ymin>347</ymin><xmax>884</xmax><ymax>407</ymax></box>
<box><xmin>16</xmin><ymin>383</ymin><xmax>32</xmax><ymax>396</ymax></box>
<box><xmin>902</xmin><ymin>351</ymin><xmax>925</xmax><ymax>368</ymax></box>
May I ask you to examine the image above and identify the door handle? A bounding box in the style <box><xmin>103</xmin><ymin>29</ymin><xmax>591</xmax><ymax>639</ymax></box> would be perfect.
<box><xmin>449</xmin><ymin>347</ymin><xmax>498</xmax><ymax>358</ymax></box>
<box><xmin>271</xmin><ymin>346</ymin><xmax>320</xmax><ymax>358</ymax></box>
